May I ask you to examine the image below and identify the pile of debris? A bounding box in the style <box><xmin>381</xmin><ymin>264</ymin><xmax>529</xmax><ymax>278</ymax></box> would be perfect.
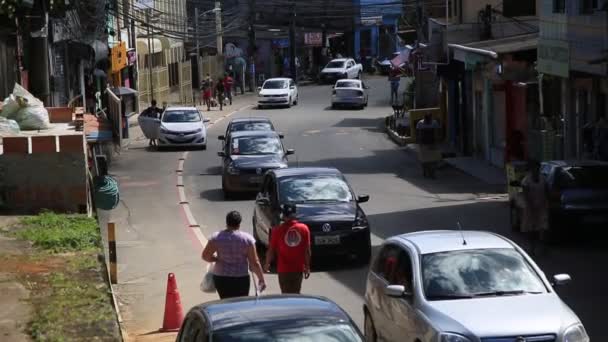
<box><xmin>0</xmin><ymin>83</ymin><xmax>51</xmax><ymax>136</ymax></box>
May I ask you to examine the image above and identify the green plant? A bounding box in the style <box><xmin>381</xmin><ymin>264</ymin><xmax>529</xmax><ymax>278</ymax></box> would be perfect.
<box><xmin>13</xmin><ymin>212</ymin><xmax>100</xmax><ymax>253</ymax></box>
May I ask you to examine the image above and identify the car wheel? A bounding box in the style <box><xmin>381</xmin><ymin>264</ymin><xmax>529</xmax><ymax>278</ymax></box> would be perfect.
<box><xmin>258</xmin><ymin>105</ymin><xmax>264</xmax><ymax>110</ymax></box>
<box><xmin>201</xmin><ymin>144</ymin><xmax>207</xmax><ymax>150</ymax></box>
<box><xmin>364</xmin><ymin>310</ymin><xmax>377</xmax><ymax>342</ymax></box>
<box><xmin>331</xmin><ymin>103</ymin><xmax>336</xmax><ymax>109</ymax></box>
<box><xmin>510</xmin><ymin>201</ymin><xmax>521</xmax><ymax>232</ymax></box>
<box><xmin>252</xmin><ymin>216</ymin><xmax>266</xmax><ymax>253</ymax></box>
<box><xmin>287</xmin><ymin>97</ymin><xmax>292</xmax><ymax>108</ymax></box>
<box><xmin>222</xmin><ymin>179</ymin><xmax>232</xmax><ymax>200</ymax></box>
<box><xmin>357</xmin><ymin>72</ymin><xmax>362</xmax><ymax>80</ymax></box>
<box><xmin>294</xmin><ymin>96</ymin><xmax>298</xmax><ymax>105</ymax></box>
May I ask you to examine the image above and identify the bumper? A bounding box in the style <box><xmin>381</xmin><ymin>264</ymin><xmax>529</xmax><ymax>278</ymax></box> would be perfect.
<box><xmin>310</xmin><ymin>228</ymin><xmax>371</xmax><ymax>257</ymax></box>
<box><xmin>258</xmin><ymin>98</ymin><xmax>290</xmax><ymax>106</ymax></box>
<box><xmin>159</xmin><ymin>133</ymin><xmax>206</xmax><ymax>146</ymax></box>
<box><xmin>332</xmin><ymin>96</ymin><xmax>366</xmax><ymax>106</ymax></box>
<box><xmin>223</xmin><ymin>174</ymin><xmax>265</xmax><ymax>193</ymax></box>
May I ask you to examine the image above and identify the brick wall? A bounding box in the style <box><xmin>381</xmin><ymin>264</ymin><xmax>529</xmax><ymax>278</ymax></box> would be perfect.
<box><xmin>0</xmin><ymin>134</ymin><xmax>89</xmax><ymax>214</ymax></box>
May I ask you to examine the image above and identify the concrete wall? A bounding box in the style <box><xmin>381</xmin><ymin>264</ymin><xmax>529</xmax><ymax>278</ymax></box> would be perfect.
<box><xmin>0</xmin><ymin>134</ymin><xmax>89</xmax><ymax>214</ymax></box>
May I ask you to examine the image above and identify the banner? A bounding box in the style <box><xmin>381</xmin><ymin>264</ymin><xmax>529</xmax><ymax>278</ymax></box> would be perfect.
<box><xmin>304</xmin><ymin>33</ymin><xmax>323</xmax><ymax>47</ymax></box>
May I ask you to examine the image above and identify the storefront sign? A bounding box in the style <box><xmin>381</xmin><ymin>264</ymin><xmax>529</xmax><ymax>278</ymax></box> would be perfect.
<box><xmin>272</xmin><ymin>39</ymin><xmax>290</xmax><ymax>48</ymax></box>
<box><xmin>304</xmin><ymin>33</ymin><xmax>323</xmax><ymax>47</ymax></box>
<box><xmin>361</xmin><ymin>16</ymin><xmax>383</xmax><ymax>26</ymax></box>
<box><xmin>537</xmin><ymin>39</ymin><xmax>569</xmax><ymax>78</ymax></box>
<box><xmin>111</xmin><ymin>42</ymin><xmax>127</xmax><ymax>73</ymax></box>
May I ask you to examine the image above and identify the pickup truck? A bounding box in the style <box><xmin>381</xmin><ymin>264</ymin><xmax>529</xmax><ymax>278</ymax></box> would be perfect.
<box><xmin>319</xmin><ymin>58</ymin><xmax>363</xmax><ymax>84</ymax></box>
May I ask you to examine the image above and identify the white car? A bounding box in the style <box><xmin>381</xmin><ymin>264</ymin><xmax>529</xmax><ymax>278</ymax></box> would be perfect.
<box><xmin>331</xmin><ymin>79</ymin><xmax>369</xmax><ymax>109</ymax></box>
<box><xmin>364</xmin><ymin>230</ymin><xmax>588</xmax><ymax>342</ymax></box>
<box><xmin>257</xmin><ymin>78</ymin><xmax>298</xmax><ymax>109</ymax></box>
<box><xmin>319</xmin><ymin>58</ymin><xmax>363</xmax><ymax>83</ymax></box>
<box><xmin>158</xmin><ymin>107</ymin><xmax>209</xmax><ymax>149</ymax></box>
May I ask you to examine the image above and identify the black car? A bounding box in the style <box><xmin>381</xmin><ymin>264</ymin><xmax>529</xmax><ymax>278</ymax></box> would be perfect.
<box><xmin>218</xmin><ymin>117</ymin><xmax>283</xmax><ymax>140</ymax></box>
<box><xmin>253</xmin><ymin>167</ymin><xmax>372</xmax><ymax>263</ymax></box>
<box><xmin>176</xmin><ymin>295</ymin><xmax>364</xmax><ymax>342</ymax></box>
<box><xmin>511</xmin><ymin>160</ymin><xmax>608</xmax><ymax>232</ymax></box>
<box><xmin>218</xmin><ymin>131</ymin><xmax>294</xmax><ymax>198</ymax></box>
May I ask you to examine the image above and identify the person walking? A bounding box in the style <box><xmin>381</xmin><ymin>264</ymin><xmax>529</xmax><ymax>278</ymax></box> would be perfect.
<box><xmin>264</xmin><ymin>204</ymin><xmax>311</xmax><ymax>294</ymax></box>
<box><xmin>202</xmin><ymin>75</ymin><xmax>213</xmax><ymax>111</ymax></box>
<box><xmin>388</xmin><ymin>66</ymin><xmax>401</xmax><ymax>105</ymax></box>
<box><xmin>521</xmin><ymin>160</ymin><xmax>549</xmax><ymax>255</ymax></box>
<box><xmin>215</xmin><ymin>77</ymin><xmax>225</xmax><ymax>111</ymax></box>
<box><xmin>223</xmin><ymin>73</ymin><xmax>234</xmax><ymax>105</ymax></box>
<box><xmin>142</xmin><ymin>99</ymin><xmax>162</xmax><ymax>147</ymax></box>
<box><xmin>202</xmin><ymin>211</ymin><xmax>266</xmax><ymax>299</ymax></box>
<box><xmin>416</xmin><ymin>114</ymin><xmax>441</xmax><ymax>179</ymax></box>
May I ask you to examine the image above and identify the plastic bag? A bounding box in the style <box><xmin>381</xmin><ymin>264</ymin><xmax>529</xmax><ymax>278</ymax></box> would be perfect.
<box><xmin>200</xmin><ymin>263</ymin><xmax>215</xmax><ymax>293</ymax></box>
<box><xmin>0</xmin><ymin>117</ymin><xmax>20</xmax><ymax>136</ymax></box>
<box><xmin>14</xmin><ymin>106</ymin><xmax>50</xmax><ymax>130</ymax></box>
<box><xmin>1</xmin><ymin>95</ymin><xmax>21</xmax><ymax>119</ymax></box>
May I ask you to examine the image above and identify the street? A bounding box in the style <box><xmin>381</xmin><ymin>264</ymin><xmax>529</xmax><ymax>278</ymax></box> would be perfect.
<box><xmin>104</xmin><ymin>77</ymin><xmax>607</xmax><ymax>340</ymax></box>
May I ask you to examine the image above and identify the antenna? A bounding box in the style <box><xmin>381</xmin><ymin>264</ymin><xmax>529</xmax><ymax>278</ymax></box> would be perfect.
<box><xmin>457</xmin><ymin>222</ymin><xmax>467</xmax><ymax>246</ymax></box>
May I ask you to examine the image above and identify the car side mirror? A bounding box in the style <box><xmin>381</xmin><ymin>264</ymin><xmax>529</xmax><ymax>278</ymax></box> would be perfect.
<box><xmin>256</xmin><ymin>197</ymin><xmax>270</xmax><ymax>206</ymax></box>
<box><xmin>203</xmin><ymin>118</ymin><xmax>211</xmax><ymax>123</ymax></box>
<box><xmin>290</xmin><ymin>86</ymin><xmax>295</xmax><ymax>89</ymax></box>
<box><xmin>217</xmin><ymin>151</ymin><xmax>226</xmax><ymax>157</ymax></box>
<box><xmin>357</xmin><ymin>194</ymin><xmax>370</xmax><ymax>203</ymax></box>
<box><xmin>384</xmin><ymin>285</ymin><xmax>412</xmax><ymax>298</ymax></box>
<box><xmin>279</xmin><ymin>133</ymin><xmax>285</xmax><ymax>139</ymax></box>
<box><xmin>552</xmin><ymin>274</ymin><xmax>571</xmax><ymax>287</ymax></box>
<box><xmin>257</xmin><ymin>87</ymin><xmax>262</xmax><ymax>92</ymax></box>
<box><xmin>218</xmin><ymin>135</ymin><xmax>226</xmax><ymax>141</ymax></box>
<box><xmin>285</xmin><ymin>149</ymin><xmax>295</xmax><ymax>155</ymax></box>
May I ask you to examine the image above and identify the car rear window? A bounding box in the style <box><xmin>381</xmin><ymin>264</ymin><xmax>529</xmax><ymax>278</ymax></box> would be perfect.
<box><xmin>231</xmin><ymin>122</ymin><xmax>273</xmax><ymax>132</ymax></box>
<box><xmin>555</xmin><ymin>166</ymin><xmax>608</xmax><ymax>189</ymax></box>
<box><xmin>326</xmin><ymin>61</ymin><xmax>345</xmax><ymax>68</ymax></box>
<box><xmin>336</xmin><ymin>82</ymin><xmax>360</xmax><ymax>88</ymax></box>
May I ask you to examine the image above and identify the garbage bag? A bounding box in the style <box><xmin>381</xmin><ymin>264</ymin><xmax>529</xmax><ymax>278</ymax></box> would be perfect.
<box><xmin>200</xmin><ymin>263</ymin><xmax>216</xmax><ymax>293</ymax></box>
<box><xmin>1</xmin><ymin>95</ymin><xmax>21</xmax><ymax>119</ymax></box>
<box><xmin>13</xmin><ymin>106</ymin><xmax>50</xmax><ymax>130</ymax></box>
<box><xmin>0</xmin><ymin>117</ymin><xmax>20</xmax><ymax>136</ymax></box>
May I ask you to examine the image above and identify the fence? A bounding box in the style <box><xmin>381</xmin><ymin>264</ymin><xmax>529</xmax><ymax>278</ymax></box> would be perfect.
<box><xmin>105</xmin><ymin>88</ymin><xmax>123</xmax><ymax>149</ymax></box>
<box><xmin>137</xmin><ymin>66</ymin><xmax>170</xmax><ymax>104</ymax></box>
<box><xmin>179</xmin><ymin>60</ymin><xmax>193</xmax><ymax>105</ymax></box>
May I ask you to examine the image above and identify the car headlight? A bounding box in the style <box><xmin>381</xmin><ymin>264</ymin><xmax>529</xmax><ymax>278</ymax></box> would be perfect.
<box><xmin>353</xmin><ymin>209</ymin><xmax>369</xmax><ymax>230</ymax></box>
<box><xmin>563</xmin><ymin>324</ymin><xmax>590</xmax><ymax>342</ymax></box>
<box><xmin>193</xmin><ymin>128</ymin><xmax>203</xmax><ymax>133</ymax></box>
<box><xmin>439</xmin><ymin>333</ymin><xmax>471</xmax><ymax>342</ymax></box>
<box><xmin>227</xmin><ymin>163</ymin><xmax>240</xmax><ymax>175</ymax></box>
<box><xmin>160</xmin><ymin>127</ymin><xmax>170</xmax><ymax>134</ymax></box>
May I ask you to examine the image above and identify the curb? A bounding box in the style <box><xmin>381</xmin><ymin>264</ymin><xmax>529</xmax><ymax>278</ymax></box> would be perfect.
<box><xmin>385</xmin><ymin>125</ymin><xmax>410</xmax><ymax>147</ymax></box>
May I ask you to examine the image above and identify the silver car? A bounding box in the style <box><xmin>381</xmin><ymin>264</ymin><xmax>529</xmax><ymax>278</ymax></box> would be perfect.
<box><xmin>364</xmin><ymin>230</ymin><xmax>588</xmax><ymax>342</ymax></box>
<box><xmin>331</xmin><ymin>79</ymin><xmax>369</xmax><ymax>109</ymax></box>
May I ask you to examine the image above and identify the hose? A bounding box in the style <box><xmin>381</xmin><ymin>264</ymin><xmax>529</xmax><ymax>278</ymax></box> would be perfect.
<box><xmin>94</xmin><ymin>175</ymin><xmax>120</xmax><ymax>211</ymax></box>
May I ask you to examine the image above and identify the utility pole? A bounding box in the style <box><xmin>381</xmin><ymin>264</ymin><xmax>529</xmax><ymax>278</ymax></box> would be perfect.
<box><xmin>215</xmin><ymin>1</ymin><xmax>223</xmax><ymax>55</ymax></box>
<box><xmin>195</xmin><ymin>7</ymin><xmax>200</xmax><ymax>60</ymax></box>
<box><xmin>289</xmin><ymin>1</ymin><xmax>297</xmax><ymax>81</ymax></box>
<box><xmin>146</xmin><ymin>8</ymin><xmax>154</xmax><ymax>102</ymax></box>
<box><xmin>248</xmin><ymin>0</ymin><xmax>256</xmax><ymax>90</ymax></box>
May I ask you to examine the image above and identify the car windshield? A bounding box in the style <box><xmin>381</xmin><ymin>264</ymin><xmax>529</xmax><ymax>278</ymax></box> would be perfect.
<box><xmin>336</xmin><ymin>82</ymin><xmax>360</xmax><ymax>88</ymax></box>
<box><xmin>422</xmin><ymin>248</ymin><xmax>546</xmax><ymax>300</ymax></box>
<box><xmin>230</xmin><ymin>122</ymin><xmax>273</xmax><ymax>132</ymax></box>
<box><xmin>162</xmin><ymin>110</ymin><xmax>201</xmax><ymax>123</ymax></box>
<box><xmin>326</xmin><ymin>61</ymin><xmax>345</xmax><ymax>68</ymax></box>
<box><xmin>279</xmin><ymin>175</ymin><xmax>353</xmax><ymax>203</ymax></box>
<box><xmin>263</xmin><ymin>80</ymin><xmax>287</xmax><ymax>89</ymax></box>
<box><xmin>555</xmin><ymin>166</ymin><xmax>608</xmax><ymax>189</ymax></box>
<box><xmin>212</xmin><ymin>320</ymin><xmax>362</xmax><ymax>342</ymax></box>
<box><xmin>230</xmin><ymin>136</ymin><xmax>282</xmax><ymax>155</ymax></box>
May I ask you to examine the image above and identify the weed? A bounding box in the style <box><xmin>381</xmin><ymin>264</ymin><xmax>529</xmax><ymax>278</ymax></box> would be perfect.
<box><xmin>13</xmin><ymin>212</ymin><xmax>100</xmax><ymax>253</ymax></box>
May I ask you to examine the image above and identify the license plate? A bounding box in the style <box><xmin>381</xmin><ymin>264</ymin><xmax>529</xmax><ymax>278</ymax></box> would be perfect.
<box><xmin>249</xmin><ymin>176</ymin><xmax>263</xmax><ymax>184</ymax></box>
<box><xmin>315</xmin><ymin>235</ymin><xmax>340</xmax><ymax>245</ymax></box>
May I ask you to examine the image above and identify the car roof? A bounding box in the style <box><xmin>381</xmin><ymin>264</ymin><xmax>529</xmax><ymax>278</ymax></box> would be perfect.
<box><xmin>230</xmin><ymin>117</ymin><xmax>271</xmax><ymax>123</ymax></box>
<box><xmin>272</xmin><ymin>167</ymin><xmax>342</xmax><ymax>178</ymax></box>
<box><xmin>264</xmin><ymin>78</ymin><xmax>291</xmax><ymax>82</ymax></box>
<box><xmin>330</xmin><ymin>58</ymin><xmax>348</xmax><ymax>62</ymax></box>
<box><xmin>229</xmin><ymin>130</ymin><xmax>280</xmax><ymax>139</ymax></box>
<box><xmin>544</xmin><ymin>160</ymin><xmax>608</xmax><ymax>168</ymax></box>
<box><xmin>390</xmin><ymin>230</ymin><xmax>515</xmax><ymax>255</ymax></box>
<box><xmin>164</xmin><ymin>106</ymin><xmax>198</xmax><ymax>111</ymax></box>
<box><xmin>197</xmin><ymin>295</ymin><xmax>352</xmax><ymax>331</ymax></box>
<box><xmin>336</xmin><ymin>79</ymin><xmax>361</xmax><ymax>84</ymax></box>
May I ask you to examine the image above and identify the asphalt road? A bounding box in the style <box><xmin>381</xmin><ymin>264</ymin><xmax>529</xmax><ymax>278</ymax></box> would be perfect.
<box><xmin>105</xmin><ymin>77</ymin><xmax>606</xmax><ymax>340</ymax></box>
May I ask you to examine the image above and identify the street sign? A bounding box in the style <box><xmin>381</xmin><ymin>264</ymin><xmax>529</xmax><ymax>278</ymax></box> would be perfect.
<box><xmin>304</xmin><ymin>32</ymin><xmax>323</xmax><ymax>47</ymax></box>
<box><xmin>134</xmin><ymin>0</ymin><xmax>154</xmax><ymax>10</ymax></box>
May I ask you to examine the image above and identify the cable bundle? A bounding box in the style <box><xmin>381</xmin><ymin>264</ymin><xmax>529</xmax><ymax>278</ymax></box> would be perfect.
<box><xmin>94</xmin><ymin>175</ymin><xmax>120</xmax><ymax>211</ymax></box>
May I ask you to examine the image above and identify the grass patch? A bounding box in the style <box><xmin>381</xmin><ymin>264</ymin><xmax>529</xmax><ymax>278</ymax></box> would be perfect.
<box><xmin>12</xmin><ymin>212</ymin><xmax>100</xmax><ymax>253</ymax></box>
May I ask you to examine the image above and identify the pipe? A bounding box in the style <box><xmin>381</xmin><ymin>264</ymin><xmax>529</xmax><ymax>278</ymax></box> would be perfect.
<box><xmin>448</xmin><ymin>44</ymin><xmax>498</xmax><ymax>59</ymax></box>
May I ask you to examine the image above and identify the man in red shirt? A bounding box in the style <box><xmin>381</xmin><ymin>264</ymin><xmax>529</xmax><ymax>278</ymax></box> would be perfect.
<box><xmin>223</xmin><ymin>72</ymin><xmax>234</xmax><ymax>105</ymax></box>
<box><xmin>264</xmin><ymin>204</ymin><xmax>311</xmax><ymax>294</ymax></box>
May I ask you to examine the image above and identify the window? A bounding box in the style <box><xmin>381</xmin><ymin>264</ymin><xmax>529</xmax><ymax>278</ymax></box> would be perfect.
<box><xmin>373</xmin><ymin>245</ymin><xmax>401</xmax><ymax>281</ymax></box>
<box><xmin>553</xmin><ymin>0</ymin><xmax>566</xmax><ymax>13</ymax></box>
<box><xmin>278</xmin><ymin>175</ymin><xmax>353</xmax><ymax>204</ymax></box>
<box><xmin>230</xmin><ymin>136</ymin><xmax>283</xmax><ymax>155</ymax></box>
<box><xmin>162</xmin><ymin>110</ymin><xmax>201</xmax><ymax>123</ymax></box>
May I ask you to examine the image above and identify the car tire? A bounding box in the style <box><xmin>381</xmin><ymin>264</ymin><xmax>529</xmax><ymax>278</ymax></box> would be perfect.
<box><xmin>258</xmin><ymin>105</ymin><xmax>264</xmax><ymax>110</ymax></box>
<box><xmin>287</xmin><ymin>97</ymin><xmax>292</xmax><ymax>108</ymax></box>
<box><xmin>364</xmin><ymin>310</ymin><xmax>377</xmax><ymax>342</ymax></box>
<box><xmin>357</xmin><ymin>72</ymin><xmax>362</xmax><ymax>80</ymax></box>
<box><xmin>222</xmin><ymin>179</ymin><xmax>232</xmax><ymax>200</ymax></box>
<box><xmin>201</xmin><ymin>144</ymin><xmax>207</xmax><ymax>150</ymax></box>
<box><xmin>331</xmin><ymin>103</ymin><xmax>336</xmax><ymax>109</ymax></box>
<box><xmin>252</xmin><ymin>216</ymin><xmax>266</xmax><ymax>254</ymax></box>
<box><xmin>294</xmin><ymin>96</ymin><xmax>298</xmax><ymax>105</ymax></box>
<box><xmin>510</xmin><ymin>201</ymin><xmax>521</xmax><ymax>232</ymax></box>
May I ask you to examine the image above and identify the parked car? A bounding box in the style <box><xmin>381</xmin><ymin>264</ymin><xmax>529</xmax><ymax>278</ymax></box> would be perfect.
<box><xmin>218</xmin><ymin>130</ymin><xmax>294</xmax><ymax>198</ymax></box>
<box><xmin>158</xmin><ymin>107</ymin><xmax>209</xmax><ymax>149</ymax></box>
<box><xmin>331</xmin><ymin>79</ymin><xmax>369</xmax><ymax>109</ymax></box>
<box><xmin>364</xmin><ymin>230</ymin><xmax>587</xmax><ymax>342</ymax></box>
<box><xmin>253</xmin><ymin>167</ymin><xmax>372</xmax><ymax>264</ymax></box>
<box><xmin>257</xmin><ymin>78</ymin><xmax>298</xmax><ymax>109</ymax></box>
<box><xmin>176</xmin><ymin>295</ymin><xmax>364</xmax><ymax>342</ymax></box>
<box><xmin>510</xmin><ymin>160</ymin><xmax>608</xmax><ymax>232</ymax></box>
<box><xmin>319</xmin><ymin>58</ymin><xmax>363</xmax><ymax>83</ymax></box>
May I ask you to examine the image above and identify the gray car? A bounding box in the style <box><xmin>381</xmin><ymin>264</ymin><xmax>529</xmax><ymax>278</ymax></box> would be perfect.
<box><xmin>364</xmin><ymin>230</ymin><xmax>588</xmax><ymax>342</ymax></box>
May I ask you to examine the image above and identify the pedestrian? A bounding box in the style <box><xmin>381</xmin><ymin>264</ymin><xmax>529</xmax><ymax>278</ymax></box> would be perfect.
<box><xmin>223</xmin><ymin>72</ymin><xmax>234</xmax><ymax>105</ymax></box>
<box><xmin>202</xmin><ymin>211</ymin><xmax>266</xmax><ymax>299</ymax></box>
<box><xmin>416</xmin><ymin>113</ymin><xmax>441</xmax><ymax>179</ymax></box>
<box><xmin>215</xmin><ymin>77</ymin><xmax>225</xmax><ymax>111</ymax></box>
<box><xmin>143</xmin><ymin>99</ymin><xmax>162</xmax><ymax>147</ymax></box>
<box><xmin>521</xmin><ymin>160</ymin><xmax>549</xmax><ymax>255</ymax></box>
<box><xmin>202</xmin><ymin>75</ymin><xmax>213</xmax><ymax>111</ymax></box>
<box><xmin>264</xmin><ymin>204</ymin><xmax>311</xmax><ymax>294</ymax></box>
<box><xmin>389</xmin><ymin>66</ymin><xmax>401</xmax><ymax>105</ymax></box>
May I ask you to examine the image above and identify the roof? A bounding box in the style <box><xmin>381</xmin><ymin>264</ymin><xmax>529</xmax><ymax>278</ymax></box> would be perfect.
<box><xmin>450</xmin><ymin>33</ymin><xmax>538</xmax><ymax>59</ymax></box>
<box><xmin>393</xmin><ymin>230</ymin><xmax>514</xmax><ymax>255</ymax></box>
<box><xmin>164</xmin><ymin>106</ymin><xmax>198</xmax><ymax>111</ymax></box>
<box><xmin>198</xmin><ymin>295</ymin><xmax>350</xmax><ymax>331</ymax></box>
<box><xmin>264</xmin><ymin>78</ymin><xmax>292</xmax><ymax>82</ymax></box>
<box><xmin>272</xmin><ymin>167</ymin><xmax>342</xmax><ymax>178</ymax></box>
<box><xmin>336</xmin><ymin>79</ymin><xmax>362</xmax><ymax>83</ymax></box>
<box><xmin>330</xmin><ymin>58</ymin><xmax>348</xmax><ymax>62</ymax></box>
<box><xmin>230</xmin><ymin>130</ymin><xmax>280</xmax><ymax>139</ymax></box>
<box><xmin>230</xmin><ymin>117</ymin><xmax>271</xmax><ymax>122</ymax></box>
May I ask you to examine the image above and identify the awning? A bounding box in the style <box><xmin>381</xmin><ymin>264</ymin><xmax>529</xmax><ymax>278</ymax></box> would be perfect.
<box><xmin>136</xmin><ymin>38</ymin><xmax>164</xmax><ymax>54</ymax></box>
<box><xmin>450</xmin><ymin>33</ymin><xmax>538</xmax><ymax>61</ymax></box>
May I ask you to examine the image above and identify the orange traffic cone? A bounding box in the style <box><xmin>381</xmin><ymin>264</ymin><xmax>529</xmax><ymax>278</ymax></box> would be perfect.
<box><xmin>159</xmin><ymin>273</ymin><xmax>184</xmax><ymax>332</ymax></box>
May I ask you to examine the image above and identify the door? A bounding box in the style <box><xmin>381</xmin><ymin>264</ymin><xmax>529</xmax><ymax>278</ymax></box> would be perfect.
<box><xmin>255</xmin><ymin>174</ymin><xmax>278</xmax><ymax>245</ymax></box>
<box><xmin>367</xmin><ymin>244</ymin><xmax>401</xmax><ymax>341</ymax></box>
<box><xmin>384</xmin><ymin>248</ymin><xmax>418</xmax><ymax>341</ymax></box>
<box><xmin>346</xmin><ymin>60</ymin><xmax>355</xmax><ymax>78</ymax></box>
<box><xmin>289</xmin><ymin>80</ymin><xmax>297</xmax><ymax>101</ymax></box>
<box><xmin>138</xmin><ymin>112</ymin><xmax>161</xmax><ymax>139</ymax></box>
